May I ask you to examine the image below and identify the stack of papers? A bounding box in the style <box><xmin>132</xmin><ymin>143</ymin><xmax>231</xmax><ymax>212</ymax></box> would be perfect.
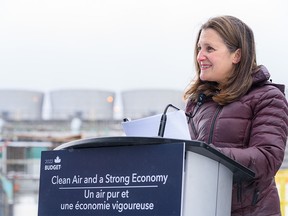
<box><xmin>121</xmin><ymin>110</ymin><xmax>191</xmax><ymax>140</ymax></box>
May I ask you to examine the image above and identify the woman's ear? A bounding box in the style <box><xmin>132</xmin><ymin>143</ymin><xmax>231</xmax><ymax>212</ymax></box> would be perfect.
<box><xmin>232</xmin><ymin>48</ymin><xmax>241</xmax><ymax>64</ymax></box>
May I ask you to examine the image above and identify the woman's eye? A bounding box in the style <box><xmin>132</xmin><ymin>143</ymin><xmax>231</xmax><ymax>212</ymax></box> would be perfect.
<box><xmin>207</xmin><ymin>46</ymin><xmax>215</xmax><ymax>52</ymax></box>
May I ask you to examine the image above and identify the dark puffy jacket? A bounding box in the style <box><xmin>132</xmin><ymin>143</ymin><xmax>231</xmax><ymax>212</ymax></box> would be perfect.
<box><xmin>186</xmin><ymin>66</ymin><xmax>288</xmax><ymax>216</ymax></box>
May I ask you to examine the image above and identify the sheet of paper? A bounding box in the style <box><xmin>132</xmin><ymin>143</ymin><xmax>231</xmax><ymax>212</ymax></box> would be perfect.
<box><xmin>121</xmin><ymin>110</ymin><xmax>191</xmax><ymax>140</ymax></box>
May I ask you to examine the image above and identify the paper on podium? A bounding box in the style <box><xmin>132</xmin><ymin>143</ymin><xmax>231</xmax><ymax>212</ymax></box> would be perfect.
<box><xmin>121</xmin><ymin>110</ymin><xmax>191</xmax><ymax>140</ymax></box>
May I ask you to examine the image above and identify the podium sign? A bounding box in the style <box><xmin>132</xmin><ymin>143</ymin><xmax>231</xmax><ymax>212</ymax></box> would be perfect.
<box><xmin>38</xmin><ymin>143</ymin><xmax>185</xmax><ymax>216</ymax></box>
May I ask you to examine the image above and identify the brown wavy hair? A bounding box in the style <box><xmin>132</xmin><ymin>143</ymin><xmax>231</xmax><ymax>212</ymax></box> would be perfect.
<box><xmin>184</xmin><ymin>15</ymin><xmax>260</xmax><ymax>105</ymax></box>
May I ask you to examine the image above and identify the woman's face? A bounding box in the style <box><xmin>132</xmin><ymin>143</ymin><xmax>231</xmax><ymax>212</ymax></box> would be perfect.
<box><xmin>196</xmin><ymin>28</ymin><xmax>240</xmax><ymax>86</ymax></box>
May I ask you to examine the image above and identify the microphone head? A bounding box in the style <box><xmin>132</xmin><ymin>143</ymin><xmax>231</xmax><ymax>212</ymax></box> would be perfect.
<box><xmin>197</xmin><ymin>93</ymin><xmax>206</xmax><ymax>105</ymax></box>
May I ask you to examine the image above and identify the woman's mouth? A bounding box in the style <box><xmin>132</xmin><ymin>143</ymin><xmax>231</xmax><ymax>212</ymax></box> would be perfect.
<box><xmin>200</xmin><ymin>64</ymin><xmax>211</xmax><ymax>70</ymax></box>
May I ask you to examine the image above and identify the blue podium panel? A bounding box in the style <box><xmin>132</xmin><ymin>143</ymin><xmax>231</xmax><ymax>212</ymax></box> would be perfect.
<box><xmin>38</xmin><ymin>142</ymin><xmax>185</xmax><ymax>216</ymax></box>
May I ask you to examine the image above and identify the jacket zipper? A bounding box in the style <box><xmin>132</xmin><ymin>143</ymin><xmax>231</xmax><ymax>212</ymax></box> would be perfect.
<box><xmin>189</xmin><ymin>102</ymin><xmax>203</xmax><ymax>137</ymax></box>
<box><xmin>191</xmin><ymin>120</ymin><xmax>197</xmax><ymax>137</ymax></box>
<box><xmin>206</xmin><ymin>105</ymin><xmax>244</xmax><ymax>203</ymax></box>
<box><xmin>208</xmin><ymin>105</ymin><xmax>222</xmax><ymax>144</ymax></box>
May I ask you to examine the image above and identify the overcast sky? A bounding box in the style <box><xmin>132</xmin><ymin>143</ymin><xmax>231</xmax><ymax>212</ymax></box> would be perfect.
<box><xmin>0</xmin><ymin>0</ymin><xmax>287</xmax><ymax>94</ymax></box>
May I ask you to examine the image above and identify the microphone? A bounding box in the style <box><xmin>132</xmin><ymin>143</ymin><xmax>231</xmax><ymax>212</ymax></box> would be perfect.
<box><xmin>187</xmin><ymin>93</ymin><xmax>207</xmax><ymax>123</ymax></box>
<box><xmin>158</xmin><ymin>103</ymin><xmax>201</xmax><ymax>137</ymax></box>
<box><xmin>157</xmin><ymin>104</ymin><xmax>180</xmax><ymax>137</ymax></box>
<box><xmin>197</xmin><ymin>93</ymin><xmax>206</xmax><ymax>106</ymax></box>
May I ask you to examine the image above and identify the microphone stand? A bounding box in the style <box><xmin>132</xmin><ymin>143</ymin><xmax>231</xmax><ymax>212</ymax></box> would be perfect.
<box><xmin>157</xmin><ymin>104</ymin><xmax>181</xmax><ymax>137</ymax></box>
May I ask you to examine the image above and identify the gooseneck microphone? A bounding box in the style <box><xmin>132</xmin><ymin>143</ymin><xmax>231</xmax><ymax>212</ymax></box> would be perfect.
<box><xmin>157</xmin><ymin>112</ymin><xmax>167</xmax><ymax>137</ymax></box>
<box><xmin>158</xmin><ymin>93</ymin><xmax>207</xmax><ymax>137</ymax></box>
<box><xmin>157</xmin><ymin>104</ymin><xmax>181</xmax><ymax>137</ymax></box>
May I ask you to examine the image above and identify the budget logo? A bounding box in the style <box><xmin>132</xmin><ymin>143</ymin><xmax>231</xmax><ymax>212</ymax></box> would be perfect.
<box><xmin>44</xmin><ymin>156</ymin><xmax>62</xmax><ymax>171</ymax></box>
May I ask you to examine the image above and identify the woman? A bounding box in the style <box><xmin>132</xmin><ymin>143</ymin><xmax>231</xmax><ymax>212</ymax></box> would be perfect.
<box><xmin>184</xmin><ymin>15</ymin><xmax>288</xmax><ymax>216</ymax></box>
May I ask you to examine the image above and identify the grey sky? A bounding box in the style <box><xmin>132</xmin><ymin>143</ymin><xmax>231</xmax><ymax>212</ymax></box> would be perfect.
<box><xmin>0</xmin><ymin>0</ymin><xmax>287</xmax><ymax>94</ymax></box>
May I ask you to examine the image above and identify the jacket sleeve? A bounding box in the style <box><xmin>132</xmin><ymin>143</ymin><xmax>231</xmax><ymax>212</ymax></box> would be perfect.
<box><xmin>219</xmin><ymin>87</ymin><xmax>288</xmax><ymax>180</ymax></box>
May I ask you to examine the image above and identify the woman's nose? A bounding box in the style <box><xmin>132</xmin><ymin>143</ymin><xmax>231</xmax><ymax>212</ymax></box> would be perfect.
<box><xmin>197</xmin><ymin>50</ymin><xmax>206</xmax><ymax>62</ymax></box>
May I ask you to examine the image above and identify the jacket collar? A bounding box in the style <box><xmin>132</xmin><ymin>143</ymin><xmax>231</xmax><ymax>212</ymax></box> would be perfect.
<box><xmin>253</xmin><ymin>65</ymin><xmax>286</xmax><ymax>94</ymax></box>
<box><xmin>252</xmin><ymin>65</ymin><xmax>270</xmax><ymax>85</ymax></box>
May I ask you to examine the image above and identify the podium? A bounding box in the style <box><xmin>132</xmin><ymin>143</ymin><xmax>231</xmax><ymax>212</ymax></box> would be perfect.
<box><xmin>38</xmin><ymin>136</ymin><xmax>255</xmax><ymax>216</ymax></box>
